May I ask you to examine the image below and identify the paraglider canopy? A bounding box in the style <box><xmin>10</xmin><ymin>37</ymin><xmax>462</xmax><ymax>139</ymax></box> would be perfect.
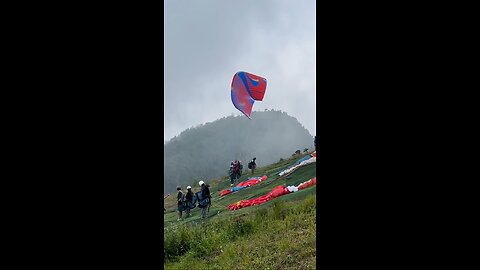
<box><xmin>231</xmin><ymin>71</ymin><xmax>267</xmax><ymax>119</ymax></box>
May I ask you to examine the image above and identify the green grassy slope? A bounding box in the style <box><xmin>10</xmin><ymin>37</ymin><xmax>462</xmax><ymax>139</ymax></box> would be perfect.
<box><xmin>164</xmin><ymin>151</ymin><xmax>316</xmax><ymax>228</ymax></box>
<box><xmin>165</xmin><ymin>195</ymin><xmax>316</xmax><ymax>269</ymax></box>
<box><xmin>163</xmin><ymin>151</ymin><xmax>317</xmax><ymax>269</ymax></box>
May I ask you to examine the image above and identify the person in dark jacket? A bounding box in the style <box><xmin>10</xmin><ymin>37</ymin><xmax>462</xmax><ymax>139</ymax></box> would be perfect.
<box><xmin>233</xmin><ymin>160</ymin><xmax>241</xmax><ymax>180</ymax></box>
<box><xmin>229</xmin><ymin>164</ymin><xmax>235</xmax><ymax>186</ymax></box>
<box><xmin>248</xmin><ymin>157</ymin><xmax>257</xmax><ymax>175</ymax></box>
<box><xmin>198</xmin><ymin>180</ymin><xmax>211</xmax><ymax>219</ymax></box>
<box><xmin>185</xmin><ymin>186</ymin><xmax>194</xmax><ymax>218</ymax></box>
<box><xmin>176</xmin><ymin>186</ymin><xmax>184</xmax><ymax>221</ymax></box>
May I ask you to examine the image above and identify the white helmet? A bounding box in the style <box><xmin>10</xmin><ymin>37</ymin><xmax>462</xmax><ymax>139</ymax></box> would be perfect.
<box><xmin>187</xmin><ymin>186</ymin><xmax>192</xmax><ymax>189</ymax></box>
<box><xmin>199</xmin><ymin>180</ymin><xmax>205</xmax><ymax>186</ymax></box>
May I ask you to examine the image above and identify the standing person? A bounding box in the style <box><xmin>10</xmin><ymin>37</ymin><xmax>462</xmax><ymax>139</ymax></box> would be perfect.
<box><xmin>248</xmin><ymin>157</ymin><xmax>257</xmax><ymax>175</ymax></box>
<box><xmin>176</xmin><ymin>186</ymin><xmax>185</xmax><ymax>221</ymax></box>
<box><xmin>198</xmin><ymin>180</ymin><xmax>211</xmax><ymax>219</ymax></box>
<box><xmin>229</xmin><ymin>164</ymin><xmax>235</xmax><ymax>186</ymax></box>
<box><xmin>185</xmin><ymin>186</ymin><xmax>194</xmax><ymax>218</ymax></box>
<box><xmin>233</xmin><ymin>160</ymin><xmax>240</xmax><ymax>181</ymax></box>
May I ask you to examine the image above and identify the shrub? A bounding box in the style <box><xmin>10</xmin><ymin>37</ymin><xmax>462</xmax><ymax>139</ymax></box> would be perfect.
<box><xmin>254</xmin><ymin>208</ymin><xmax>268</xmax><ymax>224</ymax></box>
<box><xmin>271</xmin><ymin>200</ymin><xmax>289</xmax><ymax>220</ymax></box>
<box><xmin>164</xmin><ymin>226</ymin><xmax>194</xmax><ymax>262</ymax></box>
<box><xmin>225</xmin><ymin>218</ymin><xmax>255</xmax><ymax>241</ymax></box>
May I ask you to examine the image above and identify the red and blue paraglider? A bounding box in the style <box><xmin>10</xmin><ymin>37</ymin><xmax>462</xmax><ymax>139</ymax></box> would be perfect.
<box><xmin>231</xmin><ymin>71</ymin><xmax>267</xmax><ymax>119</ymax></box>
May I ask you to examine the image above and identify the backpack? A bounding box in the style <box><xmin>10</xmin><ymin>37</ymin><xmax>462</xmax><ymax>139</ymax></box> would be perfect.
<box><xmin>248</xmin><ymin>162</ymin><xmax>253</xmax><ymax>169</ymax></box>
<box><xmin>195</xmin><ymin>191</ymin><xmax>210</xmax><ymax>208</ymax></box>
<box><xmin>187</xmin><ymin>193</ymin><xmax>197</xmax><ymax>209</ymax></box>
<box><xmin>179</xmin><ymin>192</ymin><xmax>187</xmax><ymax>207</ymax></box>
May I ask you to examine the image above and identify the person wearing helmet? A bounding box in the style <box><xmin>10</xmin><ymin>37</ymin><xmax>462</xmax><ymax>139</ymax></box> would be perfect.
<box><xmin>198</xmin><ymin>180</ymin><xmax>211</xmax><ymax>218</ymax></box>
<box><xmin>185</xmin><ymin>186</ymin><xmax>194</xmax><ymax>218</ymax></box>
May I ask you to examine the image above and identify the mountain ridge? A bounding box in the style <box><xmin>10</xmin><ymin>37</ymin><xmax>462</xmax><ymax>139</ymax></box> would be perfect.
<box><xmin>164</xmin><ymin>110</ymin><xmax>314</xmax><ymax>192</ymax></box>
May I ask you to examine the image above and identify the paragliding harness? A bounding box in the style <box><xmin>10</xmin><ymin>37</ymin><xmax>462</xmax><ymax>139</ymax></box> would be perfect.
<box><xmin>248</xmin><ymin>160</ymin><xmax>256</xmax><ymax>170</ymax></box>
<box><xmin>186</xmin><ymin>192</ymin><xmax>197</xmax><ymax>209</ymax></box>
<box><xmin>195</xmin><ymin>191</ymin><xmax>210</xmax><ymax>209</ymax></box>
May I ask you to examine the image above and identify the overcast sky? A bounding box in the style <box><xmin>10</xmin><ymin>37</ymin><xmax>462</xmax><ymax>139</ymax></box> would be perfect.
<box><xmin>164</xmin><ymin>0</ymin><xmax>316</xmax><ymax>141</ymax></box>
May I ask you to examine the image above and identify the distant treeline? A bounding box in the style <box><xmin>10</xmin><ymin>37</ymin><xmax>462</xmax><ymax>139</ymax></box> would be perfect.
<box><xmin>164</xmin><ymin>110</ymin><xmax>313</xmax><ymax>192</ymax></box>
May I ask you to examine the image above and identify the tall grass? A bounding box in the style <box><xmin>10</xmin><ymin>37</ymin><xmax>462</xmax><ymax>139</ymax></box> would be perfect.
<box><xmin>164</xmin><ymin>193</ymin><xmax>316</xmax><ymax>269</ymax></box>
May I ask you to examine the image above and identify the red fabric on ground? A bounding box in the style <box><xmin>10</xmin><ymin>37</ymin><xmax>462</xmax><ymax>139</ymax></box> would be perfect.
<box><xmin>237</xmin><ymin>179</ymin><xmax>259</xmax><ymax>187</ymax></box>
<box><xmin>237</xmin><ymin>175</ymin><xmax>267</xmax><ymax>187</ymax></box>
<box><xmin>220</xmin><ymin>175</ymin><xmax>268</xmax><ymax>196</ymax></box>
<box><xmin>219</xmin><ymin>189</ymin><xmax>232</xmax><ymax>196</ymax></box>
<box><xmin>311</xmin><ymin>151</ymin><xmax>316</xmax><ymax>157</ymax></box>
<box><xmin>228</xmin><ymin>185</ymin><xmax>290</xmax><ymax>210</ymax></box>
<box><xmin>270</xmin><ymin>185</ymin><xmax>290</xmax><ymax>198</ymax></box>
<box><xmin>228</xmin><ymin>177</ymin><xmax>317</xmax><ymax>210</ymax></box>
<box><xmin>297</xmin><ymin>177</ymin><xmax>316</xmax><ymax>190</ymax></box>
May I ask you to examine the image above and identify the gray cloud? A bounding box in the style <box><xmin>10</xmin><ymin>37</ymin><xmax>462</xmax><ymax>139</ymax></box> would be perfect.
<box><xmin>164</xmin><ymin>0</ymin><xmax>316</xmax><ymax>141</ymax></box>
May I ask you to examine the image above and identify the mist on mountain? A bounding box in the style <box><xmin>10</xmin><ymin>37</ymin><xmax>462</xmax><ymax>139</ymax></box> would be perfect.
<box><xmin>164</xmin><ymin>110</ymin><xmax>314</xmax><ymax>192</ymax></box>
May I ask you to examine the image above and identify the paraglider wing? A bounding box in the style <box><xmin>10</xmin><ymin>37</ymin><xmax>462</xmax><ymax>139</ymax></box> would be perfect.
<box><xmin>245</xmin><ymin>72</ymin><xmax>267</xmax><ymax>101</ymax></box>
<box><xmin>231</xmin><ymin>71</ymin><xmax>267</xmax><ymax>118</ymax></box>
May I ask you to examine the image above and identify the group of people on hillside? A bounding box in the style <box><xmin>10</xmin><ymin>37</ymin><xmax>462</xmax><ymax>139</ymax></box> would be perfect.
<box><xmin>228</xmin><ymin>160</ymin><xmax>242</xmax><ymax>186</ymax></box>
<box><xmin>228</xmin><ymin>157</ymin><xmax>257</xmax><ymax>186</ymax></box>
<box><xmin>172</xmin><ymin>157</ymin><xmax>257</xmax><ymax>221</ymax></box>
<box><xmin>175</xmin><ymin>180</ymin><xmax>211</xmax><ymax>221</ymax></box>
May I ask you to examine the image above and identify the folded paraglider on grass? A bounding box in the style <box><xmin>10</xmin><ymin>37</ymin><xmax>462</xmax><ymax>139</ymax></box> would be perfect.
<box><xmin>278</xmin><ymin>151</ymin><xmax>316</xmax><ymax>176</ymax></box>
<box><xmin>219</xmin><ymin>175</ymin><xmax>268</xmax><ymax>197</ymax></box>
<box><xmin>228</xmin><ymin>177</ymin><xmax>316</xmax><ymax>211</ymax></box>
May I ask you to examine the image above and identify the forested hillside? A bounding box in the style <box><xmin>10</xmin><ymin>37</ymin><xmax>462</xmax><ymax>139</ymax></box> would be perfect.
<box><xmin>164</xmin><ymin>110</ymin><xmax>313</xmax><ymax>192</ymax></box>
